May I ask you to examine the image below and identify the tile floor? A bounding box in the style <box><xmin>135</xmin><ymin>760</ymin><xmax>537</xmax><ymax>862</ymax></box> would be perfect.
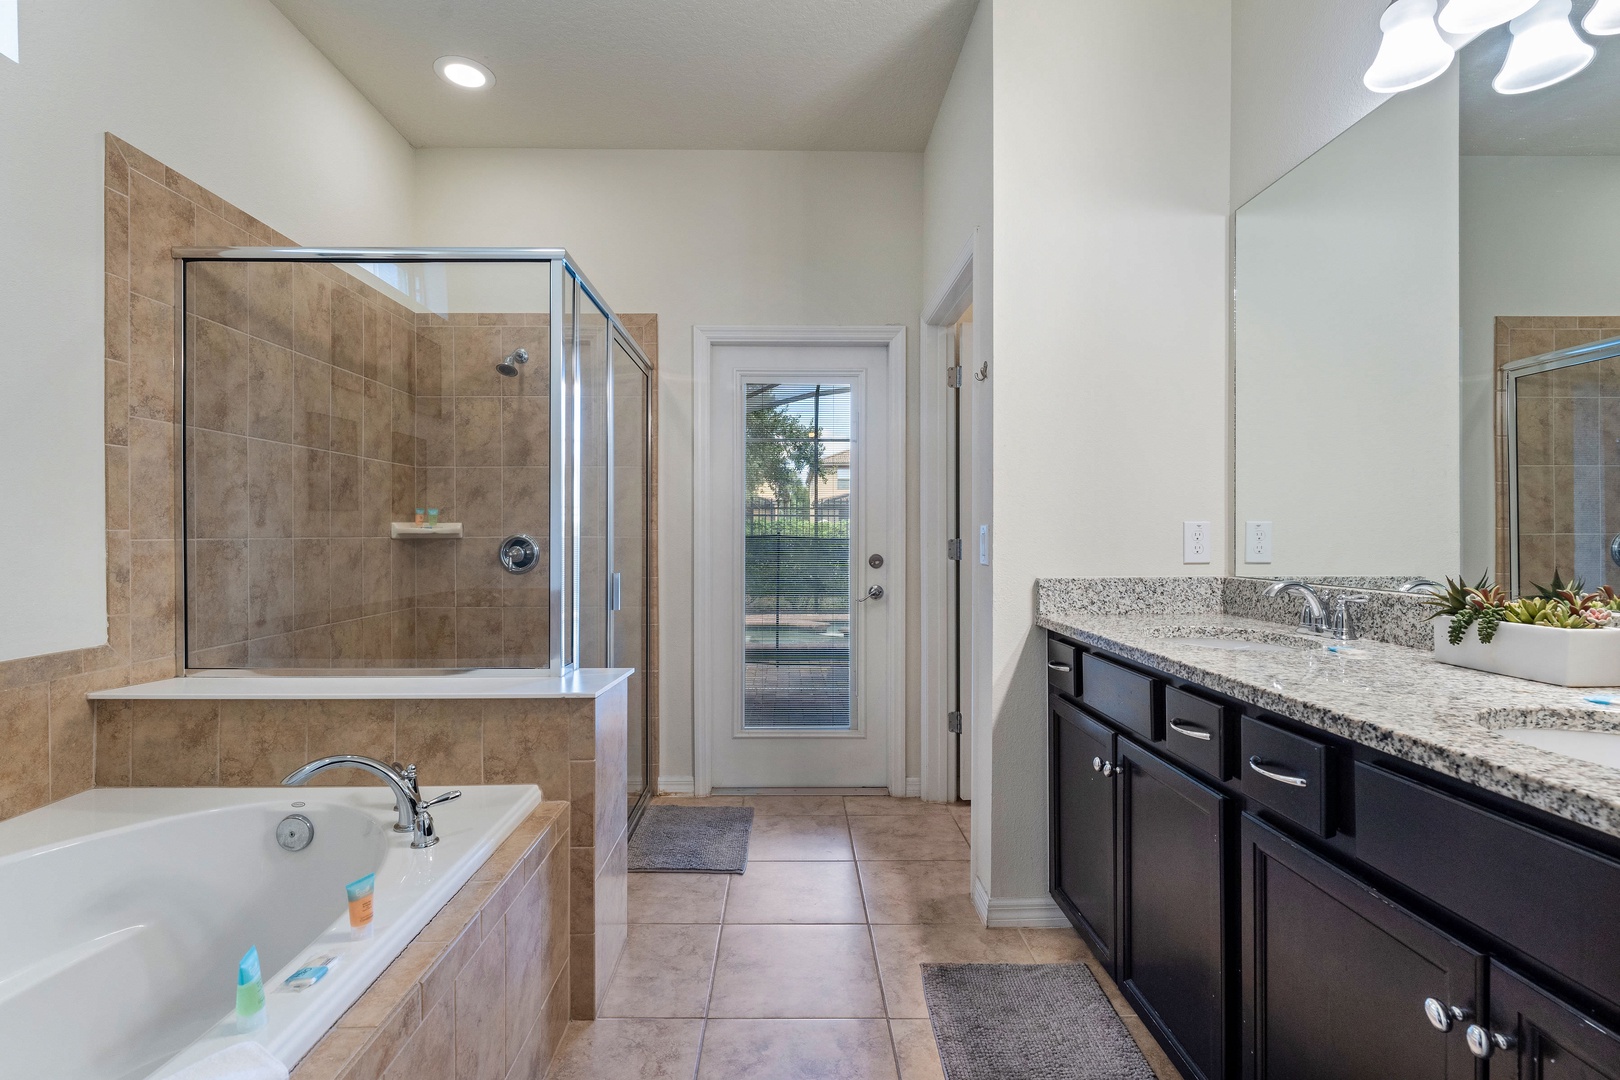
<box><xmin>543</xmin><ymin>795</ymin><xmax>1184</xmax><ymax>1080</ymax></box>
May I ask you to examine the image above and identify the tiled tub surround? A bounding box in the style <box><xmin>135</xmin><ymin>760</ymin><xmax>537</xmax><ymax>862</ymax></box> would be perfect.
<box><xmin>1038</xmin><ymin>577</ymin><xmax>1620</xmax><ymax>839</ymax></box>
<box><xmin>89</xmin><ymin>676</ymin><xmax>630</xmax><ymax>1020</ymax></box>
<box><xmin>290</xmin><ymin>799</ymin><xmax>572</xmax><ymax>1080</ymax></box>
<box><xmin>0</xmin><ymin>135</ymin><xmax>660</xmax><ymax>826</ymax></box>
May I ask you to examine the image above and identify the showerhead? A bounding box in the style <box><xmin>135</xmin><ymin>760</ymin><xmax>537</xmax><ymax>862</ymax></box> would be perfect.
<box><xmin>496</xmin><ymin>348</ymin><xmax>529</xmax><ymax>377</ymax></box>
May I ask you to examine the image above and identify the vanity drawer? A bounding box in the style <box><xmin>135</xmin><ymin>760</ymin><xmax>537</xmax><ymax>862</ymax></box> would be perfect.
<box><xmin>1048</xmin><ymin>637</ymin><xmax>1080</xmax><ymax>700</ymax></box>
<box><xmin>1240</xmin><ymin>715</ymin><xmax>1332</xmax><ymax>837</ymax></box>
<box><xmin>1355</xmin><ymin>763</ymin><xmax>1620</xmax><ymax>1010</ymax></box>
<box><xmin>1162</xmin><ymin>685</ymin><xmax>1227</xmax><ymax>779</ymax></box>
<box><xmin>1081</xmin><ymin>654</ymin><xmax>1159</xmax><ymax>742</ymax></box>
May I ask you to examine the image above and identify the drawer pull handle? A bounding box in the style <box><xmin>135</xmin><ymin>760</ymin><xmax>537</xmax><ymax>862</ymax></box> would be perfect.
<box><xmin>1249</xmin><ymin>756</ymin><xmax>1309</xmax><ymax>788</ymax></box>
<box><xmin>1047</xmin><ymin>662</ymin><xmax>1073</xmax><ymax>673</ymax></box>
<box><xmin>1169</xmin><ymin>719</ymin><xmax>1213</xmax><ymax>742</ymax></box>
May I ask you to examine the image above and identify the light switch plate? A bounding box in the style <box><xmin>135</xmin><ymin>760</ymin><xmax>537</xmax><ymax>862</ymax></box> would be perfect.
<box><xmin>1183</xmin><ymin>521</ymin><xmax>1211</xmax><ymax>564</ymax></box>
<box><xmin>1246</xmin><ymin>521</ymin><xmax>1273</xmax><ymax>564</ymax></box>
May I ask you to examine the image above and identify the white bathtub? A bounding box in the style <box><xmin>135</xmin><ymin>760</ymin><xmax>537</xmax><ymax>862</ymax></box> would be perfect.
<box><xmin>0</xmin><ymin>784</ymin><xmax>541</xmax><ymax>1080</ymax></box>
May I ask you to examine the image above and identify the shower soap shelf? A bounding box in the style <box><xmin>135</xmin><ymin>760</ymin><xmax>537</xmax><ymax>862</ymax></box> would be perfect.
<box><xmin>390</xmin><ymin>522</ymin><xmax>464</xmax><ymax>539</ymax></box>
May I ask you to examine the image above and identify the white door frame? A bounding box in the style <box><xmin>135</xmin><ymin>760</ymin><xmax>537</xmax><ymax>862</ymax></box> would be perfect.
<box><xmin>920</xmin><ymin>242</ymin><xmax>973</xmax><ymax>803</ymax></box>
<box><xmin>693</xmin><ymin>325</ymin><xmax>908</xmax><ymax>797</ymax></box>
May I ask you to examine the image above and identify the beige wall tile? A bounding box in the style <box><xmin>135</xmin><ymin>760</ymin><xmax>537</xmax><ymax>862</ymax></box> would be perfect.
<box><xmin>188</xmin><ymin>317</ymin><xmax>250</xmax><ymax>435</ymax></box>
<box><xmin>306</xmin><ymin>700</ymin><xmax>395</xmax><ymax>785</ymax></box>
<box><xmin>396</xmin><ymin>700</ymin><xmax>483</xmax><ymax>785</ymax></box>
<box><xmin>130</xmin><ymin>699</ymin><xmax>219</xmax><ymax>786</ymax></box>
<box><xmin>381</xmin><ymin>999</ymin><xmax>454</xmax><ymax>1080</ymax></box>
<box><xmin>454</xmin><ymin>922</ymin><xmax>508</xmax><ymax>1080</ymax></box>
<box><xmin>0</xmin><ymin>685</ymin><xmax>51</xmax><ymax>818</ymax></box>
<box><xmin>482</xmin><ymin>699</ymin><xmax>569</xmax><ymax>795</ymax></box>
<box><xmin>129</xmin><ymin>293</ymin><xmax>175</xmax><ymax>423</ymax></box>
<box><xmin>128</xmin><ymin>416</ymin><xmax>175</xmax><ymax>541</ymax></box>
<box><xmin>128</xmin><ymin>170</ymin><xmax>192</xmax><ymax>305</ymax></box>
<box><xmin>93</xmin><ymin>700</ymin><xmax>133</xmax><ymax>787</ymax></box>
<box><xmin>219</xmin><ymin>700</ymin><xmax>309</xmax><ymax>786</ymax></box>
<box><xmin>248</xmin><ymin>261</ymin><xmax>297</xmax><ymax>351</ymax></box>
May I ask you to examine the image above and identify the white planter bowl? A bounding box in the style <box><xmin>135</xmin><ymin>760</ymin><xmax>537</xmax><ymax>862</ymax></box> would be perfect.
<box><xmin>1433</xmin><ymin>620</ymin><xmax>1620</xmax><ymax>686</ymax></box>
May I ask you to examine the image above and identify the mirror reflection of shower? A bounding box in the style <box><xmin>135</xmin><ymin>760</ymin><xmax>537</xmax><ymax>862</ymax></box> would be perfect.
<box><xmin>496</xmin><ymin>347</ymin><xmax>529</xmax><ymax>377</ymax></box>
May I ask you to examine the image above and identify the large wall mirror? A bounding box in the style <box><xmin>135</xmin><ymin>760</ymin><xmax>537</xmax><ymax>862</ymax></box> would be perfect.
<box><xmin>1234</xmin><ymin>13</ymin><xmax>1620</xmax><ymax>595</ymax></box>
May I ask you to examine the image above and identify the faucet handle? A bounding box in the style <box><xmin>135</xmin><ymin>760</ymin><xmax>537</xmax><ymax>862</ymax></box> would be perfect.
<box><xmin>1331</xmin><ymin>594</ymin><xmax>1370</xmax><ymax>641</ymax></box>
<box><xmin>421</xmin><ymin>789</ymin><xmax>462</xmax><ymax>810</ymax></box>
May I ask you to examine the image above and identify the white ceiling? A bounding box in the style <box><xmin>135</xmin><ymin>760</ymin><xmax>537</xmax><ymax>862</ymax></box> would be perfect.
<box><xmin>268</xmin><ymin>0</ymin><xmax>978</xmax><ymax>151</ymax></box>
<box><xmin>1462</xmin><ymin>20</ymin><xmax>1620</xmax><ymax>155</ymax></box>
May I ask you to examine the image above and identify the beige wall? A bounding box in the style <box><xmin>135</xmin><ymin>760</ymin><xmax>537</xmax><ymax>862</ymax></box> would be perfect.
<box><xmin>0</xmin><ymin>0</ymin><xmax>415</xmax><ymax>663</ymax></box>
<box><xmin>413</xmin><ymin>149</ymin><xmax>926</xmax><ymax>793</ymax></box>
<box><xmin>987</xmin><ymin>0</ymin><xmax>1233</xmax><ymax>904</ymax></box>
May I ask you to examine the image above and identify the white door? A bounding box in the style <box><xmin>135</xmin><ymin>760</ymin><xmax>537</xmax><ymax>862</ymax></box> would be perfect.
<box><xmin>698</xmin><ymin>335</ymin><xmax>903</xmax><ymax>790</ymax></box>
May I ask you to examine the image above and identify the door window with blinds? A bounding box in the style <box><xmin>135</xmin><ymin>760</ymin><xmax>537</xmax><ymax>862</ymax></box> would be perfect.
<box><xmin>742</xmin><ymin>383</ymin><xmax>854</xmax><ymax>730</ymax></box>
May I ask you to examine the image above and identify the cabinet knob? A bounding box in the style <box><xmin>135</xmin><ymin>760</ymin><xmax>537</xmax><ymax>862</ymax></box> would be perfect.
<box><xmin>1092</xmin><ymin>756</ymin><xmax>1102</xmax><ymax>773</ymax></box>
<box><xmin>1465</xmin><ymin>1024</ymin><xmax>1516</xmax><ymax>1059</ymax></box>
<box><xmin>1423</xmin><ymin>998</ymin><xmax>1469</xmax><ymax>1032</ymax></box>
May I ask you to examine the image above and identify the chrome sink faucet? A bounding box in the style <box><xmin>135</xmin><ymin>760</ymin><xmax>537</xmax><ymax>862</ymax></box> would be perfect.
<box><xmin>1329</xmin><ymin>594</ymin><xmax>1370</xmax><ymax>641</ymax></box>
<box><xmin>1264</xmin><ymin>581</ymin><xmax>1328</xmax><ymax>635</ymax></box>
<box><xmin>282</xmin><ymin>755</ymin><xmax>461</xmax><ymax>849</ymax></box>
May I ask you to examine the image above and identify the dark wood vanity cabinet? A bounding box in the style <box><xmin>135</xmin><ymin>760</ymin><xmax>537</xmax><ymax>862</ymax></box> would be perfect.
<box><xmin>1046</xmin><ymin>631</ymin><xmax>1620</xmax><ymax>1080</ymax></box>
<box><xmin>1117</xmin><ymin>740</ymin><xmax>1229</xmax><ymax>1080</ymax></box>
<box><xmin>1241</xmin><ymin>814</ymin><xmax>1480</xmax><ymax>1079</ymax></box>
<box><xmin>1486</xmin><ymin>963</ymin><xmax>1620</xmax><ymax>1079</ymax></box>
<box><xmin>1051</xmin><ymin>696</ymin><xmax>1117</xmax><ymax>967</ymax></box>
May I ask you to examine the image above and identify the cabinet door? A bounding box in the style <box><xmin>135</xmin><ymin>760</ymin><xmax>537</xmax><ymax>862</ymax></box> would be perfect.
<box><xmin>1241</xmin><ymin>815</ymin><xmax>1481</xmax><ymax>1080</ymax></box>
<box><xmin>1118</xmin><ymin>740</ymin><xmax>1229</xmax><ymax>1080</ymax></box>
<box><xmin>1481</xmin><ymin>962</ymin><xmax>1620</xmax><ymax>1079</ymax></box>
<box><xmin>1051</xmin><ymin>695</ymin><xmax>1117</xmax><ymax>970</ymax></box>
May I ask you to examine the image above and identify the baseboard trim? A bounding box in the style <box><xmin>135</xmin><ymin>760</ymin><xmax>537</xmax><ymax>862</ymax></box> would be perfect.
<box><xmin>904</xmin><ymin>776</ymin><xmax>921</xmax><ymax>797</ymax></box>
<box><xmin>657</xmin><ymin>775</ymin><xmax>695</xmax><ymax>795</ymax></box>
<box><xmin>971</xmin><ymin>876</ymin><xmax>990</xmax><ymax>924</ymax></box>
<box><xmin>984</xmin><ymin>894</ymin><xmax>1070</xmax><ymax>929</ymax></box>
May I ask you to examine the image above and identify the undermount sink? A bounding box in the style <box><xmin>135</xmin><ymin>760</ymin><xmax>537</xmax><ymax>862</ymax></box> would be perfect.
<box><xmin>1496</xmin><ymin>727</ymin><xmax>1620</xmax><ymax>770</ymax></box>
<box><xmin>1150</xmin><ymin>627</ymin><xmax>1317</xmax><ymax>655</ymax></box>
<box><xmin>1163</xmin><ymin>637</ymin><xmax>1301</xmax><ymax>655</ymax></box>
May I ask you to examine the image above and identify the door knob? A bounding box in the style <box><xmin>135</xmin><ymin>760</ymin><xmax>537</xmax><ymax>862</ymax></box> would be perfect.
<box><xmin>857</xmin><ymin>585</ymin><xmax>885</xmax><ymax>603</ymax></box>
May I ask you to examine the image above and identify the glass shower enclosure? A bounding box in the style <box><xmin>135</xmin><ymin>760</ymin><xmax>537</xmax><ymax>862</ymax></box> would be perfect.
<box><xmin>173</xmin><ymin>248</ymin><xmax>653</xmax><ymax>818</ymax></box>
<box><xmin>1504</xmin><ymin>335</ymin><xmax>1620</xmax><ymax>597</ymax></box>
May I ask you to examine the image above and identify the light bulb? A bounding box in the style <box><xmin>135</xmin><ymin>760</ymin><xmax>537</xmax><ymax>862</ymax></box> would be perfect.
<box><xmin>1364</xmin><ymin>0</ymin><xmax>1456</xmax><ymax>94</ymax></box>
<box><xmin>1437</xmin><ymin>0</ymin><xmax>1537</xmax><ymax>34</ymax></box>
<box><xmin>1583</xmin><ymin>0</ymin><xmax>1620</xmax><ymax>34</ymax></box>
<box><xmin>1493</xmin><ymin>0</ymin><xmax>1594</xmax><ymax>94</ymax></box>
<box><xmin>434</xmin><ymin>56</ymin><xmax>494</xmax><ymax>89</ymax></box>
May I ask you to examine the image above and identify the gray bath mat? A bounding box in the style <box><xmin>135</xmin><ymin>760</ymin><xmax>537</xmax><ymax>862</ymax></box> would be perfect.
<box><xmin>922</xmin><ymin>963</ymin><xmax>1156</xmax><ymax>1080</ymax></box>
<box><xmin>627</xmin><ymin>805</ymin><xmax>754</xmax><ymax>873</ymax></box>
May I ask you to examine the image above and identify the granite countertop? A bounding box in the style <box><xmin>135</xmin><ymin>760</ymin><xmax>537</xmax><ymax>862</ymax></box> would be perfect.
<box><xmin>1038</xmin><ymin>603</ymin><xmax>1620</xmax><ymax>841</ymax></box>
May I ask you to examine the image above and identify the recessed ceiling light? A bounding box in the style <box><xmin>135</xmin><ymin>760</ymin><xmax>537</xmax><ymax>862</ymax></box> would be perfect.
<box><xmin>434</xmin><ymin>56</ymin><xmax>493</xmax><ymax>90</ymax></box>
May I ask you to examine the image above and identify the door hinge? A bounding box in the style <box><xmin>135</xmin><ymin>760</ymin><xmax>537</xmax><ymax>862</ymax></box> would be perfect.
<box><xmin>946</xmin><ymin>537</ymin><xmax>964</xmax><ymax>561</ymax></box>
<box><xmin>947</xmin><ymin>365</ymin><xmax>964</xmax><ymax>388</ymax></box>
<box><xmin>947</xmin><ymin>711</ymin><xmax>963</xmax><ymax>734</ymax></box>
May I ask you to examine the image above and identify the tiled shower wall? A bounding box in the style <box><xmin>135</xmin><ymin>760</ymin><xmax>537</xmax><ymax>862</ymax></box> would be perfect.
<box><xmin>412</xmin><ymin>313</ymin><xmax>553</xmax><ymax>667</ymax></box>
<box><xmin>184</xmin><ymin>258</ymin><xmax>425</xmax><ymax>666</ymax></box>
<box><xmin>0</xmin><ymin>135</ymin><xmax>659</xmax><ymax>824</ymax></box>
<box><xmin>1494</xmin><ymin>317</ymin><xmax>1620</xmax><ymax>590</ymax></box>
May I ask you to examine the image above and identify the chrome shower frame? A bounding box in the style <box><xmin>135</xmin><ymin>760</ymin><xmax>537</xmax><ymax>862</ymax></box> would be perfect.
<box><xmin>169</xmin><ymin>248</ymin><xmax>654</xmax><ymax>678</ymax></box>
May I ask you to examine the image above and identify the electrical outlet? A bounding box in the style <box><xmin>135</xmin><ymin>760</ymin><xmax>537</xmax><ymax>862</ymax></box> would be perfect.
<box><xmin>1246</xmin><ymin>521</ymin><xmax>1273</xmax><ymax>564</ymax></box>
<box><xmin>1183</xmin><ymin>521</ymin><xmax>1211</xmax><ymax>564</ymax></box>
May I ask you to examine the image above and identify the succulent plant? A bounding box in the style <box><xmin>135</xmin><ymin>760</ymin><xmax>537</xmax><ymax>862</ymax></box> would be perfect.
<box><xmin>1502</xmin><ymin>597</ymin><xmax>1593</xmax><ymax>630</ymax></box>
<box><xmin>1424</xmin><ymin>573</ymin><xmax>1497</xmax><ymax>620</ymax></box>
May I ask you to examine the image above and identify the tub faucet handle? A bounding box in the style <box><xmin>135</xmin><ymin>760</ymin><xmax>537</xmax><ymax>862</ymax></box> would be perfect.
<box><xmin>422</xmin><ymin>789</ymin><xmax>462</xmax><ymax>810</ymax></box>
<box><xmin>392</xmin><ymin>762</ymin><xmax>421</xmax><ymax>799</ymax></box>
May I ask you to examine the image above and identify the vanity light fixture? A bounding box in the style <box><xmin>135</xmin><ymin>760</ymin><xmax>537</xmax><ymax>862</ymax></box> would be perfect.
<box><xmin>434</xmin><ymin>55</ymin><xmax>494</xmax><ymax>90</ymax></box>
<box><xmin>1364</xmin><ymin>0</ymin><xmax>1457</xmax><ymax>93</ymax></box>
<box><xmin>1493</xmin><ymin>0</ymin><xmax>1594</xmax><ymax>94</ymax></box>
<box><xmin>1583</xmin><ymin>0</ymin><xmax>1620</xmax><ymax>34</ymax></box>
<box><xmin>1437</xmin><ymin>0</ymin><xmax>1537</xmax><ymax>34</ymax></box>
